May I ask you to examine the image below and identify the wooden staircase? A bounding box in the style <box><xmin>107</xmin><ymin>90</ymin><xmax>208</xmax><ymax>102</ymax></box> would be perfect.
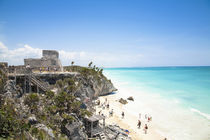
<box><xmin>30</xmin><ymin>74</ymin><xmax>50</xmax><ymax>92</ymax></box>
<box><xmin>24</xmin><ymin>68</ymin><xmax>50</xmax><ymax>92</ymax></box>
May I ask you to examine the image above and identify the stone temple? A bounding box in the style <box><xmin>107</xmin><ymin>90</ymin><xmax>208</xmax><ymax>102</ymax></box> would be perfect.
<box><xmin>24</xmin><ymin>50</ymin><xmax>63</xmax><ymax>71</ymax></box>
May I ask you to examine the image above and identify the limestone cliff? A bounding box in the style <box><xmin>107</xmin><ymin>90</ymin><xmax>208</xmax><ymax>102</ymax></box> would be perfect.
<box><xmin>62</xmin><ymin>66</ymin><xmax>117</xmax><ymax>100</ymax></box>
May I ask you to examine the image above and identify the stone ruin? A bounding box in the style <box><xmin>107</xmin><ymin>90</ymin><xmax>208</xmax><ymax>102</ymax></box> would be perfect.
<box><xmin>24</xmin><ymin>50</ymin><xmax>63</xmax><ymax>71</ymax></box>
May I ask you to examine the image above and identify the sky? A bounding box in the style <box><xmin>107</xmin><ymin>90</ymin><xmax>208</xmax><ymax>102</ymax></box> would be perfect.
<box><xmin>0</xmin><ymin>0</ymin><xmax>210</xmax><ymax>67</ymax></box>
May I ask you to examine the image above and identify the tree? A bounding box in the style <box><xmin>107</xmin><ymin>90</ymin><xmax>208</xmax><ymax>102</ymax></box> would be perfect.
<box><xmin>93</xmin><ymin>65</ymin><xmax>96</xmax><ymax>70</ymax></box>
<box><xmin>24</xmin><ymin>93</ymin><xmax>39</xmax><ymax>113</ymax></box>
<box><xmin>88</xmin><ymin>62</ymin><xmax>93</xmax><ymax>68</ymax></box>
<box><xmin>95</xmin><ymin>67</ymin><xmax>99</xmax><ymax>72</ymax></box>
<box><xmin>99</xmin><ymin>68</ymin><xmax>103</xmax><ymax>74</ymax></box>
<box><xmin>71</xmin><ymin>61</ymin><xmax>74</xmax><ymax>66</ymax></box>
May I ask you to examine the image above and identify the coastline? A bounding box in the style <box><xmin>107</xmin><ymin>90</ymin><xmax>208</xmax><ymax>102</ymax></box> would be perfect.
<box><xmin>101</xmin><ymin>69</ymin><xmax>210</xmax><ymax>140</ymax></box>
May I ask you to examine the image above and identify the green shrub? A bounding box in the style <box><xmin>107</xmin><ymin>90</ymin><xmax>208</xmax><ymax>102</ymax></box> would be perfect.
<box><xmin>24</xmin><ymin>93</ymin><xmax>39</xmax><ymax>107</ymax></box>
<box><xmin>0</xmin><ymin>69</ymin><xmax>7</xmax><ymax>94</ymax></box>
<box><xmin>56</xmin><ymin>80</ymin><xmax>63</xmax><ymax>88</ymax></box>
<box><xmin>47</xmin><ymin>105</ymin><xmax>57</xmax><ymax>114</ymax></box>
<box><xmin>67</xmin><ymin>85</ymin><xmax>75</xmax><ymax>92</ymax></box>
<box><xmin>0</xmin><ymin>99</ymin><xmax>30</xmax><ymax>138</ymax></box>
<box><xmin>24</xmin><ymin>93</ymin><xmax>39</xmax><ymax>113</ymax></box>
<box><xmin>46</xmin><ymin>91</ymin><xmax>55</xmax><ymax>99</ymax></box>
<box><xmin>64</xmin><ymin>78</ymin><xmax>75</xmax><ymax>86</ymax></box>
<box><xmin>61</xmin><ymin>113</ymin><xmax>75</xmax><ymax>123</ymax></box>
<box><xmin>80</xmin><ymin>109</ymin><xmax>92</xmax><ymax>117</ymax></box>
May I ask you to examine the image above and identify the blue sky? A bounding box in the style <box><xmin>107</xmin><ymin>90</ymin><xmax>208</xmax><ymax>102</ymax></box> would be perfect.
<box><xmin>0</xmin><ymin>0</ymin><xmax>210</xmax><ymax>67</ymax></box>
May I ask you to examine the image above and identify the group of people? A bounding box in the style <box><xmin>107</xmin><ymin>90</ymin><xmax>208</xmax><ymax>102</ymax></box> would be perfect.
<box><xmin>97</xmin><ymin>98</ymin><xmax>112</xmax><ymax>116</ymax></box>
<box><xmin>96</xmin><ymin>98</ymin><xmax>154</xmax><ymax>136</ymax></box>
<box><xmin>26</xmin><ymin>64</ymin><xmax>58</xmax><ymax>73</ymax></box>
<box><xmin>137</xmin><ymin>113</ymin><xmax>152</xmax><ymax>134</ymax></box>
<box><xmin>39</xmin><ymin>67</ymin><xmax>57</xmax><ymax>73</ymax></box>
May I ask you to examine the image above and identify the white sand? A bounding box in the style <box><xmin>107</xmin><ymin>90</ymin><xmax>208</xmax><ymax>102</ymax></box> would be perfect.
<box><xmin>95</xmin><ymin>94</ymin><xmax>165</xmax><ymax>140</ymax></box>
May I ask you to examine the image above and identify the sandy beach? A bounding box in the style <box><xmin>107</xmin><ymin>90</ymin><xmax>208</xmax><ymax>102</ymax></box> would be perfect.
<box><xmin>96</xmin><ymin>94</ymin><xmax>165</xmax><ymax>140</ymax></box>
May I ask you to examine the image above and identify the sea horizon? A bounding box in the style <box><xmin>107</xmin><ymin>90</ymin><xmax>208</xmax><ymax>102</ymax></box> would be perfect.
<box><xmin>104</xmin><ymin>65</ymin><xmax>210</xmax><ymax>69</ymax></box>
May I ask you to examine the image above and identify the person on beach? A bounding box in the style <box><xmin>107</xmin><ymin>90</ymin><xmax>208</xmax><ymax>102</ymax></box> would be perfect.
<box><xmin>99</xmin><ymin>110</ymin><xmax>101</xmax><ymax>115</ymax></box>
<box><xmin>102</xmin><ymin>103</ymin><xmax>105</xmax><ymax>109</ymax></box>
<box><xmin>139</xmin><ymin>113</ymin><xmax>141</xmax><ymax>119</ymax></box>
<box><xmin>102</xmin><ymin>113</ymin><xmax>105</xmax><ymax>117</ymax></box>
<box><xmin>97</xmin><ymin>100</ymin><xmax>100</xmax><ymax>106</ymax></box>
<box><xmin>109</xmin><ymin>111</ymin><xmax>112</xmax><ymax>117</ymax></box>
<box><xmin>109</xmin><ymin>109</ymin><xmax>113</xmax><ymax>117</ymax></box>
<box><xmin>145</xmin><ymin>114</ymin><xmax>147</xmax><ymax>119</ymax></box>
<box><xmin>106</xmin><ymin>103</ymin><xmax>109</xmax><ymax>109</ymax></box>
<box><xmin>122</xmin><ymin>111</ymin><xmax>125</xmax><ymax>119</ymax></box>
<box><xmin>144</xmin><ymin>124</ymin><xmax>148</xmax><ymax>134</ymax></box>
<box><xmin>137</xmin><ymin>120</ymin><xmax>141</xmax><ymax>129</ymax></box>
<box><xmin>148</xmin><ymin>117</ymin><xmax>150</xmax><ymax>122</ymax></box>
<box><xmin>148</xmin><ymin>116</ymin><xmax>152</xmax><ymax>122</ymax></box>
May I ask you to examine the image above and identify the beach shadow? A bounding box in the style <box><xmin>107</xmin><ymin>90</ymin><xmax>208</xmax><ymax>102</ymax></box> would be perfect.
<box><xmin>100</xmin><ymin>91</ymin><xmax>117</xmax><ymax>97</ymax></box>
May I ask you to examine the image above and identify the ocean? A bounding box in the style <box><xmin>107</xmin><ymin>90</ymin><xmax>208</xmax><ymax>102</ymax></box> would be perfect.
<box><xmin>103</xmin><ymin>67</ymin><xmax>210</xmax><ymax>140</ymax></box>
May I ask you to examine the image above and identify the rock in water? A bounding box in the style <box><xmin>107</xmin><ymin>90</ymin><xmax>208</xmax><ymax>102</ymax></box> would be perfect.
<box><xmin>119</xmin><ymin>98</ymin><xmax>128</xmax><ymax>104</ymax></box>
<box><xmin>127</xmin><ymin>96</ymin><xmax>134</xmax><ymax>101</ymax></box>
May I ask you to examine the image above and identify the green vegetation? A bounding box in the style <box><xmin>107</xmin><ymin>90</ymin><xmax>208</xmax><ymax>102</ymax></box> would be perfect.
<box><xmin>0</xmin><ymin>88</ymin><xmax>92</xmax><ymax>139</ymax></box>
<box><xmin>24</xmin><ymin>93</ymin><xmax>39</xmax><ymax>113</ymax></box>
<box><xmin>0</xmin><ymin>98</ymin><xmax>30</xmax><ymax>139</ymax></box>
<box><xmin>64</xmin><ymin>62</ymin><xmax>107</xmax><ymax>85</ymax></box>
<box><xmin>88</xmin><ymin>61</ymin><xmax>93</xmax><ymax>68</ymax></box>
<box><xmin>65</xmin><ymin>62</ymin><xmax>104</xmax><ymax>76</ymax></box>
<box><xmin>46</xmin><ymin>90</ymin><xmax>55</xmax><ymax>99</ymax></box>
<box><xmin>56</xmin><ymin>79</ymin><xmax>63</xmax><ymax>88</ymax></box>
<box><xmin>0</xmin><ymin>66</ymin><xmax>7</xmax><ymax>94</ymax></box>
<box><xmin>56</xmin><ymin>77</ymin><xmax>78</xmax><ymax>93</ymax></box>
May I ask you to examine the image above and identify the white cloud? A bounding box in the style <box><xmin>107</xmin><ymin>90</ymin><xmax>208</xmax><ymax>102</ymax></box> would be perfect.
<box><xmin>0</xmin><ymin>41</ymin><xmax>143</xmax><ymax>67</ymax></box>
<box><xmin>0</xmin><ymin>42</ymin><xmax>8</xmax><ymax>52</ymax></box>
<box><xmin>0</xmin><ymin>42</ymin><xmax>42</xmax><ymax>65</ymax></box>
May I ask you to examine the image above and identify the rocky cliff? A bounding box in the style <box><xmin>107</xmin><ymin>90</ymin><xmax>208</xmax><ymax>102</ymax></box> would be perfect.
<box><xmin>59</xmin><ymin>66</ymin><xmax>117</xmax><ymax>100</ymax></box>
<box><xmin>74</xmin><ymin>72</ymin><xmax>117</xmax><ymax>100</ymax></box>
<box><xmin>0</xmin><ymin>65</ymin><xmax>117</xmax><ymax>140</ymax></box>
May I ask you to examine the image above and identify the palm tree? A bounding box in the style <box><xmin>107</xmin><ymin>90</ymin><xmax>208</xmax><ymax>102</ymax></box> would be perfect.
<box><xmin>99</xmin><ymin>68</ymin><xmax>103</xmax><ymax>74</ymax></box>
<box><xmin>71</xmin><ymin>61</ymin><xmax>74</xmax><ymax>66</ymax></box>
<box><xmin>88</xmin><ymin>62</ymin><xmax>93</xmax><ymax>68</ymax></box>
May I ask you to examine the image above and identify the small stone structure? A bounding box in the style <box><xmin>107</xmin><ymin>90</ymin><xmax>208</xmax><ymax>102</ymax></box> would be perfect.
<box><xmin>84</xmin><ymin>115</ymin><xmax>105</xmax><ymax>138</ymax></box>
<box><xmin>24</xmin><ymin>50</ymin><xmax>63</xmax><ymax>71</ymax></box>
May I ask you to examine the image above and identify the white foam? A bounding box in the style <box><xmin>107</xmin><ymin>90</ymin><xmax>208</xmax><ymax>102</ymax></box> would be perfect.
<box><xmin>109</xmin><ymin>80</ymin><xmax>210</xmax><ymax>140</ymax></box>
<box><xmin>104</xmin><ymin>71</ymin><xmax>210</xmax><ymax>140</ymax></box>
<box><xmin>190</xmin><ymin>108</ymin><xmax>210</xmax><ymax>120</ymax></box>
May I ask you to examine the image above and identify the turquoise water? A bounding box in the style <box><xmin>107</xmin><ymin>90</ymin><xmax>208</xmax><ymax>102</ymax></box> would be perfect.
<box><xmin>104</xmin><ymin>66</ymin><xmax>210</xmax><ymax>117</ymax></box>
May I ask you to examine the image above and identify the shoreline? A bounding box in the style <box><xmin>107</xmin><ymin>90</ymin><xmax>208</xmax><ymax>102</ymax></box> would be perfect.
<box><xmin>96</xmin><ymin>93</ymin><xmax>165</xmax><ymax>140</ymax></box>
<box><xmin>101</xmin><ymin>70</ymin><xmax>210</xmax><ymax>140</ymax></box>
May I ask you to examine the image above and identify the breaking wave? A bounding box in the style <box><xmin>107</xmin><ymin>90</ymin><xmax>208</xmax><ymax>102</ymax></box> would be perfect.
<box><xmin>190</xmin><ymin>108</ymin><xmax>210</xmax><ymax>120</ymax></box>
